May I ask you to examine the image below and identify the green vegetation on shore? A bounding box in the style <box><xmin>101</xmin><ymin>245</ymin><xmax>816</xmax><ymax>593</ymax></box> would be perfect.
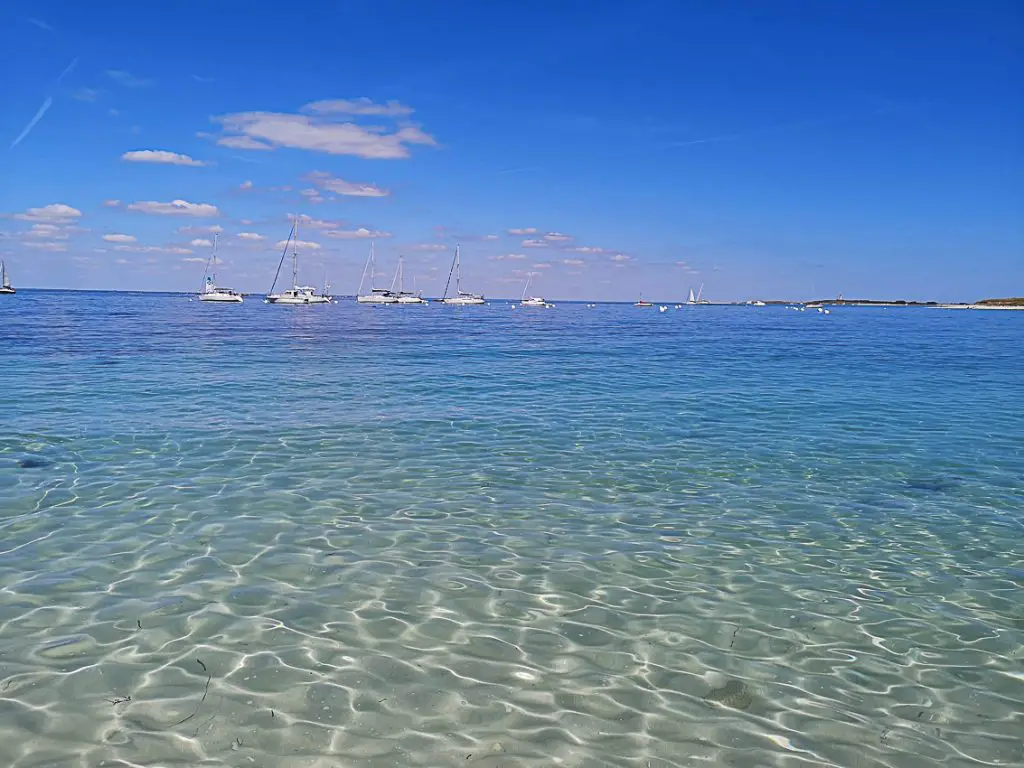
<box><xmin>975</xmin><ymin>297</ymin><xmax>1024</xmax><ymax>307</ymax></box>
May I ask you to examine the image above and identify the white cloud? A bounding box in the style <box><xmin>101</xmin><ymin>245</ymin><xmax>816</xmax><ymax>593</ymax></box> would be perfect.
<box><xmin>483</xmin><ymin>234</ymin><xmax>499</xmax><ymax>241</ymax></box>
<box><xmin>562</xmin><ymin>258</ymin><xmax>586</xmax><ymax>266</ymax></box>
<box><xmin>217</xmin><ymin>135</ymin><xmax>274</xmax><ymax>151</ymax></box>
<box><xmin>103</xmin><ymin>199</ymin><xmax>121</xmax><ymax>208</ymax></box>
<box><xmin>323</xmin><ymin>227</ymin><xmax>390</xmax><ymax>239</ymax></box>
<box><xmin>412</xmin><ymin>243</ymin><xmax>448</xmax><ymax>251</ymax></box>
<box><xmin>522</xmin><ymin>239</ymin><xmax>547</xmax><ymax>248</ymax></box>
<box><xmin>305</xmin><ymin>171</ymin><xmax>389</xmax><ymax>197</ymax></box>
<box><xmin>566</xmin><ymin>246</ymin><xmax>607</xmax><ymax>254</ymax></box>
<box><xmin>291</xmin><ymin>215</ymin><xmax>340</xmax><ymax>230</ymax></box>
<box><xmin>508</xmin><ymin>227</ymin><xmax>537</xmax><ymax>235</ymax></box>
<box><xmin>13</xmin><ymin>203</ymin><xmax>82</xmax><ymax>223</ymax></box>
<box><xmin>300</xmin><ymin>188</ymin><xmax>325</xmax><ymax>204</ymax></box>
<box><xmin>491</xmin><ymin>253</ymin><xmax>527</xmax><ymax>261</ymax></box>
<box><xmin>302</xmin><ymin>98</ymin><xmax>414</xmax><ymax>117</ymax></box>
<box><xmin>275</xmin><ymin>239</ymin><xmax>321</xmax><ymax>250</ymax></box>
<box><xmin>26</xmin><ymin>224</ymin><xmax>69</xmax><ymax>240</ymax></box>
<box><xmin>611</xmin><ymin>254</ymin><xmax>632</xmax><ymax>262</ymax></box>
<box><xmin>127</xmin><ymin>200</ymin><xmax>220</xmax><ymax>217</ymax></box>
<box><xmin>105</xmin><ymin>70</ymin><xmax>153</xmax><ymax>88</ymax></box>
<box><xmin>190</xmin><ymin>238</ymin><xmax>213</xmax><ymax>247</ymax></box>
<box><xmin>237</xmin><ymin>232</ymin><xmax>266</xmax><ymax>241</ymax></box>
<box><xmin>112</xmin><ymin>244</ymin><xmax>193</xmax><ymax>254</ymax></box>
<box><xmin>544</xmin><ymin>232</ymin><xmax>572</xmax><ymax>242</ymax></box>
<box><xmin>122</xmin><ymin>150</ymin><xmax>206</xmax><ymax>167</ymax></box>
<box><xmin>177</xmin><ymin>224</ymin><xmax>224</xmax><ymax>234</ymax></box>
<box><xmin>182</xmin><ymin>256</ymin><xmax>208</xmax><ymax>263</ymax></box>
<box><xmin>533</xmin><ymin>263</ymin><xmax>552</xmax><ymax>269</ymax></box>
<box><xmin>239</xmin><ymin>179</ymin><xmax>253</xmax><ymax>189</ymax></box>
<box><xmin>103</xmin><ymin>233</ymin><xmax>137</xmax><ymax>243</ymax></box>
<box><xmin>74</xmin><ymin>88</ymin><xmax>98</xmax><ymax>102</ymax></box>
<box><xmin>211</xmin><ymin>106</ymin><xmax>436</xmax><ymax>159</ymax></box>
<box><xmin>22</xmin><ymin>241</ymin><xmax>68</xmax><ymax>251</ymax></box>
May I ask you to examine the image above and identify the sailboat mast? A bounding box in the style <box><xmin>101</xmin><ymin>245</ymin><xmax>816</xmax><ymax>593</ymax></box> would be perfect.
<box><xmin>211</xmin><ymin>233</ymin><xmax>219</xmax><ymax>284</ymax></box>
<box><xmin>522</xmin><ymin>273</ymin><xmax>531</xmax><ymax>301</ymax></box>
<box><xmin>291</xmin><ymin>218</ymin><xmax>299</xmax><ymax>287</ymax></box>
<box><xmin>455</xmin><ymin>244</ymin><xmax>461</xmax><ymax>294</ymax></box>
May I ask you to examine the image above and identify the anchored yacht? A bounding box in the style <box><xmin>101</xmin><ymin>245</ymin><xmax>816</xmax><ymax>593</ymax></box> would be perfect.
<box><xmin>266</xmin><ymin>218</ymin><xmax>332</xmax><ymax>304</ymax></box>
<box><xmin>198</xmin><ymin>235</ymin><xmax>243</xmax><ymax>303</ymax></box>
<box><xmin>440</xmin><ymin>245</ymin><xmax>485</xmax><ymax>305</ymax></box>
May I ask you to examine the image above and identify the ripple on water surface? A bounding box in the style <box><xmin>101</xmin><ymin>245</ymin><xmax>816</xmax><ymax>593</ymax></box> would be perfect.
<box><xmin>0</xmin><ymin>293</ymin><xmax>1022</xmax><ymax>767</ymax></box>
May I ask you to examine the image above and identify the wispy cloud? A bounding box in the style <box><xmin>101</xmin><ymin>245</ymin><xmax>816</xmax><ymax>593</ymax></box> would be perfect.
<box><xmin>73</xmin><ymin>87</ymin><xmax>99</xmax><ymax>102</ymax></box>
<box><xmin>323</xmin><ymin>227</ymin><xmax>391</xmax><ymax>239</ymax></box>
<box><xmin>237</xmin><ymin>232</ymin><xmax>265</xmax><ymax>241</ymax></box>
<box><xmin>192</xmin><ymin>75</ymin><xmax>215</xmax><ymax>84</ymax></box>
<box><xmin>127</xmin><ymin>200</ymin><xmax>220</xmax><ymax>217</ymax></box>
<box><xmin>305</xmin><ymin>170</ymin><xmax>389</xmax><ymax>197</ymax></box>
<box><xmin>190</xmin><ymin>238</ymin><xmax>213</xmax><ymax>247</ymax></box>
<box><xmin>113</xmin><ymin>244</ymin><xmax>192</xmax><ymax>254</ymax></box>
<box><xmin>562</xmin><ymin>258</ymin><xmax>586</xmax><ymax>266</ymax></box>
<box><xmin>211</xmin><ymin>98</ymin><xmax>435</xmax><ymax>159</ymax></box>
<box><xmin>238</xmin><ymin>180</ymin><xmax>254</xmax><ymax>190</ymax></box>
<box><xmin>522</xmin><ymin>239</ymin><xmax>548</xmax><ymax>248</ymax></box>
<box><xmin>25</xmin><ymin>224</ymin><xmax>69</xmax><ymax>240</ymax></box>
<box><xmin>611</xmin><ymin>254</ymin><xmax>632</xmax><ymax>262</ymax></box>
<box><xmin>302</xmin><ymin>98</ymin><xmax>413</xmax><ymax>117</ymax></box>
<box><xmin>10</xmin><ymin>97</ymin><xmax>53</xmax><ymax>148</ymax></box>
<box><xmin>508</xmin><ymin>227</ymin><xmax>537</xmax><ymax>235</ymax></box>
<box><xmin>105</xmin><ymin>70</ymin><xmax>154</xmax><ymax>88</ymax></box>
<box><xmin>103</xmin><ymin>233</ymin><xmax>137</xmax><ymax>243</ymax></box>
<box><xmin>566</xmin><ymin>246</ymin><xmax>608</xmax><ymax>254</ymax></box>
<box><xmin>491</xmin><ymin>253</ymin><xmax>527</xmax><ymax>261</ymax></box>
<box><xmin>177</xmin><ymin>224</ymin><xmax>224</xmax><ymax>235</ymax></box>
<box><xmin>13</xmin><ymin>203</ymin><xmax>82</xmax><ymax>223</ymax></box>
<box><xmin>121</xmin><ymin>149</ymin><xmax>207</xmax><ymax>167</ymax></box>
<box><xmin>23</xmin><ymin>241</ymin><xmax>67</xmax><ymax>251</ymax></box>
<box><xmin>412</xmin><ymin>243</ymin><xmax>448</xmax><ymax>251</ymax></box>
<box><xmin>27</xmin><ymin>18</ymin><xmax>53</xmax><ymax>31</ymax></box>
<box><xmin>544</xmin><ymin>232</ymin><xmax>572</xmax><ymax>242</ymax></box>
<box><xmin>103</xmin><ymin>199</ymin><xmax>121</xmax><ymax>208</ymax></box>
<box><xmin>274</xmin><ymin>238</ymin><xmax>322</xmax><ymax>250</ymax></box>
<box><xmin>291</xmin><ymin>215</ymin><xmax>341</xmax><ymax>230</ymax></box>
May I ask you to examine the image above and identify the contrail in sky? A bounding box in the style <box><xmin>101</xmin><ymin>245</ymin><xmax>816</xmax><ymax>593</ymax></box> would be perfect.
<box><xmin>9</xmin><ymin>57</ymin><xmax>79</xmax><ymax>149</ymax></box>
<box><xmin>10</xmin><ymin>97</ymin><xmax>53</xmax><ymax>148</ymax></box>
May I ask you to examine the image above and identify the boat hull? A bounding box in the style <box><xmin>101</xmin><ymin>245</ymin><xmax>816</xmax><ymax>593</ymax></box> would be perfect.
<box><xmin>267</xmin><ymin>295</ymin><xmax>332</xmax><ymax>305</ymax></box>
<box><xmin>357</xmin><ymin>295</ymin><xmax>398</xmax><ymax>304</ymax></box>
<box><xmin>0</xmin><ymin>287</ymin><xmax>14</xmax><ymax>295</ymax></box>
<box><xmin>200</xmin><ymin>292</ymin><xmax>243</xmax><ymax>303</ymax></box>
<box><xmin>396</xmin><ymin>296</ymin><xmax>426</xmax><ymax>304</ymax></box>
<box><xmin>442</xmin><ymin>297</ymin><xmax>485</xmax><ymax>305</ymax></box>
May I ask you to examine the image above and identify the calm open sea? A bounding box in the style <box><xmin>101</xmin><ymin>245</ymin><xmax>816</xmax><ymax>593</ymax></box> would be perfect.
<box><xmin>1</xmin><ymin>291</ymin><xmax>1021</xmax><ymax>767</ymax></box>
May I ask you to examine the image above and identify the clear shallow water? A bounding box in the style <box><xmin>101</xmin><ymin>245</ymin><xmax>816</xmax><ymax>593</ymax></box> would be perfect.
<box><xmin>1</xmin><ymin>291</ymin><xmax>1021</xmax><ymax>768</ymax></box>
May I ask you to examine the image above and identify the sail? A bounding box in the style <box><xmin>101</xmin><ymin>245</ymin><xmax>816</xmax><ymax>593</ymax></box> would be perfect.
<box><xmin>688</xmin><ymin>288</ymin><xmax>695</xmax><ymax>303</ymax></box>
<box><xmin>1</xmin><ymin>261</ymin><xmax>8</xmax><ymax>288</ymax></box>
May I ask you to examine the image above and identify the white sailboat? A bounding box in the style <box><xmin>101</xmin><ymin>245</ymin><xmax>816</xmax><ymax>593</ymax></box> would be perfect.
<box><xmin>519</xmin><ymin>274</ymin><xmax>552</xmax><ymax>307</ymax></box>
<box><xmin>198</xmin><ymin>235</ymin><xmax>243</xmax><ymax>303</ymax></box>
<box><xmin>0</xmin><ymin>261</ymin><xmax>14</xmax><ymax>295</ymax></box>
<box><xmin>687</xmin><ymin>288</ymin><xmax>696</xmax><ymax>305</ymax></box>
<box><xmin>356</xmin><ymin>242</ymin><xmax>397</xmax><ymax>304</ymax></box>
<box><xmin>392</xmin><ymin>255</ymin><xmax>426</xmax><ymax>304</ymax></box>
<box><xmin>266</xmin><ymin>218</ymin><xmax>332</xmax><ymax>304</ymax></box>
<box><xmin>440</xmin><ymin>245</ymin><xmax>485</xmax><ymax>305</ymax></box>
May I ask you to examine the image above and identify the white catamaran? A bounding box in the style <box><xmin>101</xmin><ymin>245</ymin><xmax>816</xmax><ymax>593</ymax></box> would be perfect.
<box><xmin>266</xmin><ymin>218</ymin><xmax>332</xmax><ymax>305</ymax></box>
<box><xmin>519</xmin><ymin>273</ymin><xmax>552</xmax><ymax>307</ymax></box>
<box><xmin>0</xmin><ymin>261</ymin><xmax>13</xmax><ymax>295</ymax></box>
<box><xmin>356</xmin><ymin>242</ymin><xmax>397</xmax><ymax>304</ymax></box>
<box><xmin>392</xmin><ymin>254</ymin><xmax>426</xmax><ymax>304</ymax></box>
<box><xmin>440</xmin><ymin>245</ymin><xmax>485</xmax><ymax>305</ymax></box>
<box><xmin>198</xmin><ymin>235</ymin><xmax>243</xmax><ymax>303</ymax></box>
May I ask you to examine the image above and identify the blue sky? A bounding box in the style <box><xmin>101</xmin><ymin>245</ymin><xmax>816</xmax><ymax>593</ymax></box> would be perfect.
<box><xmin>1</xmin><ymin>0</ymin><xmax>1020</xmax><ymax>301</ymax></box>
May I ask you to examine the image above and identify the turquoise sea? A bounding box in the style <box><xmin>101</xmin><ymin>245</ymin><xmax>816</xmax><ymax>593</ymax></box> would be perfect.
<box><xmin>1</xmin><ymin>291</ymin><xmax>1021</xmax><ymax>768</ymax></box>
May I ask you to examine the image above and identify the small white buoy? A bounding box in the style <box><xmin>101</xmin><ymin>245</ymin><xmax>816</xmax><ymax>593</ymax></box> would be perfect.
<box><xmin>659</xmin><ymin>305</ymin><xmax>668</xmax><ymax>312</ymax></box>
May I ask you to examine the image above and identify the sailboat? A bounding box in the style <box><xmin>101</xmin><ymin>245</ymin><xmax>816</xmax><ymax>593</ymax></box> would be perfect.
<box><xmin>356</xmin><ymin>242</ymin><xmax>397</xmax><ymax>304</ymax></box>
<box><xmin>198</xmin><ymin>235</ymin><xmax>243</xmax><ymax>302</ymax></box>
<box><xmin>686</xmin><ymin>288</ymin><xmax>696</xmax><ymax>305</ymax></box>
<box><xmin>440</xmin><ymin>245</ymin><xmax>485</xmax><ymax>304</ymax></box>
<box><xmin>635</xmin><ymin>293</ymin><xmax>654</xmax><ymax>307</ymax></box>
<box><xmin>0</xmin><ymin>261</ymin><xmax>14</xmax><ymax>295</ymax></box>
<box><xmin>392</xmin><ymin>255</ymin><xmax>426</xmax><ymax>304</ymax></box>
<box><xmin>519</xmin><ymin>274</ymin><xmax>552</xmax><ymax>307</ymax></box>
<box><xmin>266</xmin><ymin>218</ymin><xmax>332</xmax><ymax>304</ymax></box>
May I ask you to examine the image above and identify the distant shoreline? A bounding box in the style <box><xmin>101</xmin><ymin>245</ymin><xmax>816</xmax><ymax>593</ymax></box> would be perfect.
<box><xmin>4</xmin><ymin>288</ymin><xmax>1023</xmax><ymax>309</ymax></box>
